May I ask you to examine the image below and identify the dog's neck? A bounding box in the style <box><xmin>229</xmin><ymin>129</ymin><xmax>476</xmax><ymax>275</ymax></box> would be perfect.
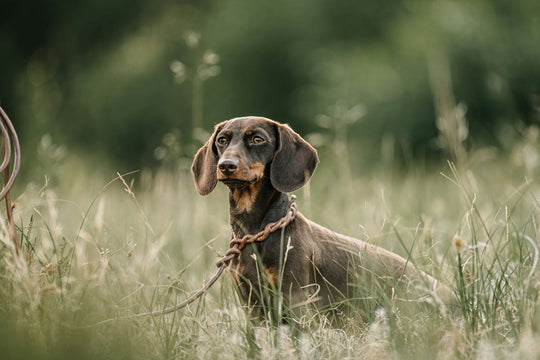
<box><xmin>227</xmin><ymin>177</ymin><xmax>289</xmax><ymax>237</ymax></box>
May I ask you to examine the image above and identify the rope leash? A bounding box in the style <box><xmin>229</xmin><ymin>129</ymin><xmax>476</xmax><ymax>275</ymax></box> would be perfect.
<box><xmin>91</xmin><ymin>195</ymin><xmax>298</xmax><ymax>325</ymax></box>
<box><xmin>150</xmin><ymin>195</ymin><xmax>297</xmax><ymax>316</ymax></box>
<box><xmin>0</xmin><ymin>106</ymin><xmax>21</xmax><ymax>254</ymax></box>
<box><xmin>0</xmin><ymin>105</ymin><xmax>297</xmax><ymax>324</ymax></box>
<box><xmin>215</xmin><ymin>195</ymin><xmax>297</xmax><ymax>267</ymax></box>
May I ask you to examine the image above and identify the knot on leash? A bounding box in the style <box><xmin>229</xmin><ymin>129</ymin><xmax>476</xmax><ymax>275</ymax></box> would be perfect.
<box><xmin>216</xmin><ymin>195</ymin><xmax>297</xmax><ymax>267</ymax></box>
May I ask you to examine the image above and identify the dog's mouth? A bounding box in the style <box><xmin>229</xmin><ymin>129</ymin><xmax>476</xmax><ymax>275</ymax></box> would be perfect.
<box><xmin>219</xmin><ymin>176</ymin><xmax>259</xmax><ymax>189</ymax></box>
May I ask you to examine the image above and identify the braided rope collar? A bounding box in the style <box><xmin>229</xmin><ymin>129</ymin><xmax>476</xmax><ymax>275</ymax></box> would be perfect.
<box><xmin>216</xmin><ymin>195</ymin><xmax>298</xmax><ymax>267</ymax></box>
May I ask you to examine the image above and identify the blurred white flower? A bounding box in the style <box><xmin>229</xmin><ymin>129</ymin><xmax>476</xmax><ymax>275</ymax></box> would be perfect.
<box><xmin>184</xmin><ymin>31</ymin><xmax>200</xmax><ymax>48</ymax></box>
<box><xmin>203</xmin><ymin>50</ymin><xmax>220</xmax><ymax>65</ymax></box>
<box><xmin>170</xmin><ymin>60</ymin><xmax>186</xmax><ymax>84</ymax></box>
<box><xmin>198</xmin><ymin>64</ymin><xmax>220</xmax><ymax>80</ymax></box>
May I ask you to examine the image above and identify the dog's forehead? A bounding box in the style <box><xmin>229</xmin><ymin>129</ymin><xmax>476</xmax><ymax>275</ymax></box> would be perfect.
<box><xmin>221</xmin><ymin>117</ymin><xmax>275</xmax><ymax>135</ymax></box>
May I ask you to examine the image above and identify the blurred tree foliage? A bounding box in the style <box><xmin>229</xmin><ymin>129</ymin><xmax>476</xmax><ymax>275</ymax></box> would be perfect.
<box><xmin>1</xmin><ymin>0</ymin><xmax>539</xmax><ymax>170</ymax></box>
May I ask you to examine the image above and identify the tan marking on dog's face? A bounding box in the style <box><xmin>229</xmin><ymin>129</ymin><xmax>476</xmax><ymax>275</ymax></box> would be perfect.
<box><xmin>249</xmin><ymin>161</ymin><xmax>265</xmax><ymax>179</ymax></box>
<box><xmin>231</xmin><ymin>162</ymin><xmax>265</xmax><ymax>213</ymax></box>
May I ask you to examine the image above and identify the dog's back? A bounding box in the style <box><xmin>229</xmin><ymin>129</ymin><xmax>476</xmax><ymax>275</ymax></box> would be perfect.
<box><xmin>282</xmin><ymin>214</ymin><xmax>458</xmax><ymax>317</ymax></box>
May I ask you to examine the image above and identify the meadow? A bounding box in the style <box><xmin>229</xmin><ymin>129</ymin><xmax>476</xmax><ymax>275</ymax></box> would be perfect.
<box><xmin>0</xmin><ymin>123</ymin><xmax>539</xmax><ymax>360</ymax></box>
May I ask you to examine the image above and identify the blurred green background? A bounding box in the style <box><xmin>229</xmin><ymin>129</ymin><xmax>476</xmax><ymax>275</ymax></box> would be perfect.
<box><xmin>1</xmin><ymin>0</ymin><xmax>539</xmax><ymax>173</ymax></box>
<box><xmin>1</xmin><ymin>3</ymin><xmax>540</xmax><ymax>359</ymax></box>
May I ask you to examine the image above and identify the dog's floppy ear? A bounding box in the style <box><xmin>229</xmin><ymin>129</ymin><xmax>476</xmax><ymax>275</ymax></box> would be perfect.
<box><xmin>270</xmin><ymin>123</ymin><xmax>319</xmax><ymax>193</ymax></box>
<box><xmin>191</xmin><ymin>122</ymin><xmax>224</xmax><ymax>195</ymax></box>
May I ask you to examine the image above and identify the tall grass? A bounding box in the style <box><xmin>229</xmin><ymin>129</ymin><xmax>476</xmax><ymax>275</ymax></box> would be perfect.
<box><xmin>0</xmin><ymin>124</ymin><xmax>539</xmax><ymax>359</ymax></box>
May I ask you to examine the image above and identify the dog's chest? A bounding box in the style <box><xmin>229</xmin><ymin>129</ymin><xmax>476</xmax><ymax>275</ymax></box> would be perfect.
<box><xmin>228</xmin><ymin>235</ymin><xmax>286</xmax><ymax>292</ymax></box>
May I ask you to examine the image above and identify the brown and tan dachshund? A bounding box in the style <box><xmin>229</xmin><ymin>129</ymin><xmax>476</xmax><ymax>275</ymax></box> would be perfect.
<box><xmin>192</xmin><ymin>116</ymin><xmax>456</xmax><ymax>320</ymax></box>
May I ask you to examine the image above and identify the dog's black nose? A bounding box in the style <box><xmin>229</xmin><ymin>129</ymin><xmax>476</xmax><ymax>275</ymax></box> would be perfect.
<box><xmin>218</xmin><ymin>158</ymin><xmax>239</xmax><ymax>176</ymax></box>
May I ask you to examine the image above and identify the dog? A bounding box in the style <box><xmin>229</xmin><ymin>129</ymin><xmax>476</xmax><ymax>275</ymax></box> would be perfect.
<box><xmin>192</xmin><ymin>116</ymin><xmax>456</xmax><ymax>320</ymax></box>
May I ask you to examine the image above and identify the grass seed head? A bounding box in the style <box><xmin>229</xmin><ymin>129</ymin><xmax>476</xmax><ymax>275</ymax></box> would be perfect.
<box><xmin>453</xmin><ymin>235</ymin><xmax>466</xmax><ymax>253</ymax></box>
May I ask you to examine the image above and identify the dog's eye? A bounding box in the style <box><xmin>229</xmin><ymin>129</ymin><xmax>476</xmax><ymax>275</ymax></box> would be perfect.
<box><xmin>216</xmin><ymin>136</ymin><xmax>228</xmax><ymax>146</ymax></box>
<box><xmin>252</xmin><ymin>136</ymin><xmax>265</xmax><ymax>145</ymax></box>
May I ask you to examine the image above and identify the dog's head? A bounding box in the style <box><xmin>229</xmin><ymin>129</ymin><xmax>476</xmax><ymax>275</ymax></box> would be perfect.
<box><xmin>191</xmin><ymin>116</ymin><xmax>319</xmax><ymax>195</ymax></box>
